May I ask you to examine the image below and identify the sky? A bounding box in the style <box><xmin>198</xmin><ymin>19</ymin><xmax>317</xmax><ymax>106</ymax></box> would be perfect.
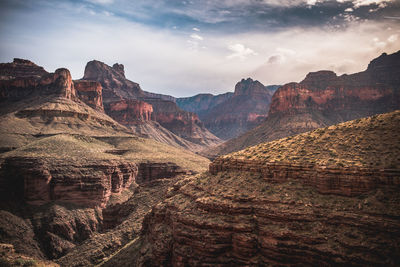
<box><xmin>1</xmin><ymin>0</ymin><xmax>400</xmax><ymax>97</ymax></box>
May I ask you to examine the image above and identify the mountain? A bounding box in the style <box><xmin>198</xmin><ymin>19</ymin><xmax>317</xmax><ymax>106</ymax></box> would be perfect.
<box><xmin>104</xmin><ymin>110</ymin><xmax>400</xmax><ymax>266</ymax></box>
<box><xmin>82</xmin><ymin>60</ymin><xmax>221</xmax><ymax>150</ymax></box>
<box><xmin>0</xmin><ymin>58</ymin><xmax>210</xmax><ymax>264</ymax></box>
<box><xmin>209</xmin><ymin>51</ymin><xmax>400</xmax><ymax>156</ymax></box>
<box><xmin>177</xmin><ymin>78</ymin><xmax>279</xmax><ymax>140</ymax></box>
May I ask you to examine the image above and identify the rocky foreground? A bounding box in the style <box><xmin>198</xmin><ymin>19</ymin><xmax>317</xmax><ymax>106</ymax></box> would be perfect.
<box><xmin>104</xmin><ymin>111</ymin><xmax>400</xmax><ymax>266</ymax></box>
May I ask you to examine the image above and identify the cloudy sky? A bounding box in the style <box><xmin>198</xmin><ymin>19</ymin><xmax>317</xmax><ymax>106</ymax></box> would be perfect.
<box><xmin>1</xmin><ymin>0</ymin><xmax>399</xmax><ymax>97</ymax></box>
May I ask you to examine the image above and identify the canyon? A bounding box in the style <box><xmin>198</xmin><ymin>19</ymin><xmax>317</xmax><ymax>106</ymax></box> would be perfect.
<box><xmin>104</xmin><ymin>111</ymin><xmax>400</xmax><ymax>266</ymax></box>
<box><xmin>0</xmin><ymin>51</ymin><xmax>399</xmax><ymax>266</ymax></box>
<box><xmin>210</xmin><ymin>51</ymin><xmax>400</xmax><ymax>156</ymax></box>
<box><xmin>0</xmin><ymin>58</ymin><xmax>210</xmax><ymax>265</ymax></box>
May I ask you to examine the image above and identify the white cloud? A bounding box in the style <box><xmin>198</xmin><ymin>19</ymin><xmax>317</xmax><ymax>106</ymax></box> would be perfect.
<box><xmin>227</xmin><ymin>43</ymin><xmax>257</xmax><ymax>60</ymax></box>
<box><xmin>190</xmin><ymin>33</ymin><xmax>203</xmax><ymax>40</ymax></box>
<box><xmin>87</xmin><ymin>0</ymin><xmax>114</xmax><ymax>4</ymax></box>
<box><xmin>192</xmin><ymin>27</ymin><xmax>200</xmax><ymax>31</ymax></box>
<box><xmin>388</xmin><ymin>34</ymin><xmax>398</xmax><ymax>43</ymax></box>
<box><xmin>1</xmin><ymin>1</ymin><xmax>400</xmax><ymax>97</ymax></box>
<box><xmin>337</xmin><ymin>0</ymin><xmax>393</xmax><ymax>8</ymax></box>
<box><xmin>276</xmin><ymin>48</ymin><xmax>296</xmax><ymax>55</ymax></box>
<box><xmin>345</xmin><ymin>7</ymin><xmax>354</xmax><ymax>12</ymax></box>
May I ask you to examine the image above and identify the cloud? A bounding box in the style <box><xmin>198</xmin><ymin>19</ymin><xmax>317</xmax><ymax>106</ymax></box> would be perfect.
<box><xmin>192</xmin><ymin>27</ymin><xmax>200</xmax><ymax>31</ymax></box>
<box><xmin>345</xmin><ymin>7</ymin><xmax>354</xmax><ymax>12</ymax></box>
<box><xmin>388</xmin><ymin>34</ymin><xmax>398</xmax><ymax>43</ymax></box>
<box><xmin>190</xmin><ymin>33</ymin><xmax>203</xmax><ymax>40</ymax></box>
<box><xmin>87</xmin><ymin>0</ymin><xmax>114</xmax><ymax>5</ymax></box>
<box><xmin>0</xmin><ymin>0</ymin><xmax>399</xmax><ymax>97</ymax></box>
<box><xmin>337</xmin><ymin>0</ymin><xmax>393</xmax><ymax>8</ymax></box>
<box><xmin>267</xmin><ymin>55</ymin><xmax>284</xmax><ymax>64</ymax></box>
<box><xmin>227</xmin><ymin>44</ymin><xmax>257</xmax><ymax>60</ymax></box>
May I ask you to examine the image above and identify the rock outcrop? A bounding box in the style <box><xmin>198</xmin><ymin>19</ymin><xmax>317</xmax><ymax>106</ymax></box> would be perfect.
<box><xmin>177</xmin><ymin>79</ymin><xmax>279</xmax><ymax>140</ymax></box>
<box><xmin>145</xmin><ymin>98</ymin><xmax>220</xmax><ymax>146</ymax></box>
<box><xmin>0</xmin><ymin>61</ymin><xmax>77</xmax><ymax>102</ymax></box>
<box><xmin>74</xmin><ymin>80</ymin><xmax>104</xmax><ymax>111</ymax></box>
<box><xmin>0</xmin><ymin>58</ymin><xmax>48</xmax><ymax>79</ymax></box>
<box><xmin>136</xmin><ymin>162</ymin><xmax>187</xmax><ymax>184</ymax></box>
<box><xmin>209</xmin><ymin>159</ymin><xmax>400</xmax><ymax>196</ymax></box>
<box><xmin>211</xmin><ymin>50</ymin><xmax>400</xmax><ymax>156</ymax></box>
<box><xmin>0</xmin><ymin>156</ymin><xmax>138</xmax><ymax>208</ymax></box>
<box><xmin>105</xmin><ymin>99</ymin><xmax>153</xmax><ymax>124</ymax></box>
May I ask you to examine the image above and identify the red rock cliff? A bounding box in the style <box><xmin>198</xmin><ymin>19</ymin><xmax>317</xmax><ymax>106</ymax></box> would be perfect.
<box><xmin>105</xmin><ymin>99</ymin><xmax>153</xmax><ymax>125</ymax></box>
<box><xmin>74</xmin><ymin>80</ymin><xmax>104</xmax><ymax>111</ymax></box>
<box><xmin>0</xmin><ymin>59</ymin><xmax>77</xmax><ymax>101</ymax></box>
<box><xmin>213</xmin><ymin>51</ymin><xmax>400</xmax><ymax>156</ymax></box>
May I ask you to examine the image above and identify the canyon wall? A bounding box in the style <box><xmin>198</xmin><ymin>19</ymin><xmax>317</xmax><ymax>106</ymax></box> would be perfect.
<box><xmin>177</xmin><ymin>79</ymin><xmax>279</xmax><ymax>140</ymax></box>
<box><xmin>81</xmin><ymin>60</ymin><xmax>221</xmax><ymax>147</ymax></box>
<box><xmin>209</xmin><ymin>158</ymin><xmax>400</xmax><ymax>196</ymax></box>
<box><xmin>74</xmin><ymin>80</ymin><xmax>104</xmax><ymax>111</ymax></box>
<box><xmin>0</xmin><ymin>157</ymin><xmax>138</xmax><ymax>208</ymax></box>
<box><xmin>212</xmin><ymin>51</ymin><xmax>400</xmax><ymax>156</ymax></box>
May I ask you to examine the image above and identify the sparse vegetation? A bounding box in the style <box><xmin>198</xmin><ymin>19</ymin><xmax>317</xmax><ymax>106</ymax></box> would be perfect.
<box><xmin>224</xmin><ymin>111</ymin><xmax>400</xmax><ymax>169</ymax></box>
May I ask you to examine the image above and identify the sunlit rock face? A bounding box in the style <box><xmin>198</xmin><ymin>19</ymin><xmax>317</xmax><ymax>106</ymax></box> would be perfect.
<box><xmin>211</xmin><ymin>51</ymin><xmax>400</xmax><ymax>156</ymax></box>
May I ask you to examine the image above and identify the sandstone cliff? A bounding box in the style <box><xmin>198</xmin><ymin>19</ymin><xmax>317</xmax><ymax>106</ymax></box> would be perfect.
<box><xmin>211</xmin><ymin>51</ymin><xmax>400</xmax><ymax>156</ymax></box>
<box><xmin>74</xmin><ymin>80</ymin><xmax>104</xmax><ymax>111</ymax></box>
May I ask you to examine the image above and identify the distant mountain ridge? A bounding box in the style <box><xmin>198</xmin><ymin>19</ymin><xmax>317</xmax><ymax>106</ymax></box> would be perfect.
<box><xmin>209</xmin><ymin>50</ymin><xmax>400</xmax><ymax>156</ymax></box>
<box><xmin>177</xmin><ymin>78</ymin><xmax>280</xmax><ymax>140</ymax></box>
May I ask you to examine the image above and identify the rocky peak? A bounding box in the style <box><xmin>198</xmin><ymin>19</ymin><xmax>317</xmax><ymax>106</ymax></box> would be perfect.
<box><xmin>0</xmin><ymin>58</ymin><xmax>48</xmax><ymax>79</ymax></box>
<box><xmin>234</xmin><ymin>78</ymin><xmax>268</xmax><ymax>96</ymax></box>
<box><xmin>40</xmin><ymin>68</ymin><xmax>76</xmax><ymax>99</ymax></box>
<box><xmin>366</xmin><ymin>50</ymin><xmax>400</xmax><ymax>85</ymax></box>
<box><xmin>300</xmin><ymin>70</ymin><xmax>338</xmax><ymax>89</ymax></box>
<box><xmin>112</xmin><ymin>63</ymin><xmax>125</xmax><ymax>78</ymax></box>
<box><xmin>82</xmin><ymin>60</ymin><xmax>142</xmax><ymax>102</ymax></box>
<box><xmin>13</xmin><ymin>58</ymin><xmax>36</xmax><ymax>65</ymax></box>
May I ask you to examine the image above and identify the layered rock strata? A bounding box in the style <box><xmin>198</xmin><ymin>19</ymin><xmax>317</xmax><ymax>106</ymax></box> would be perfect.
<box><xmin>0</xmin><ymin>157</ymin><xmax>138</xmax><ymax>208</ymax></box>
<box><xmin>209</xmin><ymin>159</ymin><xmax>400</xmax><ymax>196</ymax></box>
<box><xmin>74</xmin><ymin>80</ymin><xmax>104</xmax><ymax>111</ymax></box>
<box><xmin>137</xmin><ymin>162</ymin><xmax>187</xmax><ymax>184</ymax></box>
<box><xmin>104</xmin><ymin>171</ymin><xmax>400</xmax><ymax>266</ymax></box>
<box><xmin>105</xmin><ymin>99</ymin><xmax>153</xmax><ymax>124</ymax></box>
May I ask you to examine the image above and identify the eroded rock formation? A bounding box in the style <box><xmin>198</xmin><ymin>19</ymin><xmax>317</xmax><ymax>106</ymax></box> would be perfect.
<box><xmin>209</xmin><ymin>159</ymin><xmax>400</xmax><ymax>196</ymax></box>
<box><xmin>0</xmin><ymin>157</ymin><xmax>138</xmax><ymax>208</ymax></box>
<box><xmin>137</xmin><ymin>162</ymin><xmax>187</xmax><ymax>184</ymax></box>
<box><xmin>105</xmin><ymin>99</ymin><xmax>153</xmax><ymax>124</ymax></box>
<box><xmin>81</xmin><ymin>60</ymin><xmax>221</xmax><ymax>148</ymax></box>
<box><xmin>74</xmin><ymin>80</ymin><xmax>104</xmax><ymax>111</ymax></box>
<box><xmin>211</xmin><ymin>50</ymin><xmax>400</xmax><ymax>156</ymax></box>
